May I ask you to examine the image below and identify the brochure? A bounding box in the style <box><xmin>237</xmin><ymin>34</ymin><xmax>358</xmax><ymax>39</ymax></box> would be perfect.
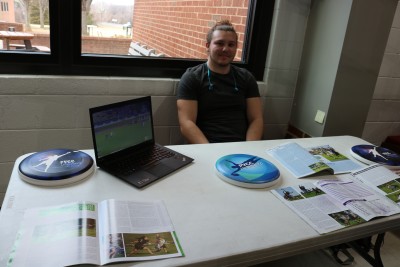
<box><xmin>8</xmin><ymin>199</ymin><xmax>184</xmax><ymax>267</ymax></box>
<box><xmin>350</xmin><ymin>164</ymin><xmax>400</xmax><ymax>203</ymax></box>
<box><xmin>266</xmin><ymin>142</ymin><xmax>362</xmax><ymax>178</ymax></box>
<box><xmin>271</xmin><ymin>165</ymin><xmax>400</xmax><ymax>234</ymax></box>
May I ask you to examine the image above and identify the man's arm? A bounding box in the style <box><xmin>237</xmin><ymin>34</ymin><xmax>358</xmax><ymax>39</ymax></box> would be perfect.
<box><xmin>177</xmin><ymin>99</ymin><xmax>209</xmax><ymax>144</ymax></box>
<box><xmin>246</xmin><ymin>97</ymin><xmax>264</xmax><ymax>141</ymax></box>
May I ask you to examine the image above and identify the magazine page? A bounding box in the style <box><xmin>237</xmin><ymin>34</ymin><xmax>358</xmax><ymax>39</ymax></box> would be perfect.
<box><xmin>271</xmin><ymin>182</ymin><xmax>365</xmax><ymax>234</ymax></box>
<box><xmin>315</xmin><ymin>178</ymin><xmax>400</xmax><ymax>221</ymax></box>
<box><xmin>266</xmin><ymin>142</ymin><xmax>333</xmax><ymax>178</ymax></box>
<box><xmin>9</xmin><ymin>201</ymin><xmax>101</xmax><ymax>267</ymax></box>
<box><xmin>307</xmin><ymin>145</ymin><xmax>362</xmax><ymax>174</ymax></box>
<box><xmin>98</xmin><ymin>199</ymin><xmax>183</xmax><ymax>265</ymax></box>
<box><xmin>350</xmin><ymin>164</ymin><xmax>400</xmax><ymax>204</ymax></box>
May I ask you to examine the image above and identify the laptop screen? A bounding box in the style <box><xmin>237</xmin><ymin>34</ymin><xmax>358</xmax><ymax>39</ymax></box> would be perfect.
<box><xmin>91</xmin><ymin>98</ymin><xmax>154</xmax><ymax>159</ymax></box>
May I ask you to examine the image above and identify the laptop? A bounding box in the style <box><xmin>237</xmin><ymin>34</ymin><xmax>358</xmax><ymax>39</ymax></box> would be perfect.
<box><xmin>89</xmin><ymin>96</ymin><xmax>193</xmax><ymax>188</ymax></box>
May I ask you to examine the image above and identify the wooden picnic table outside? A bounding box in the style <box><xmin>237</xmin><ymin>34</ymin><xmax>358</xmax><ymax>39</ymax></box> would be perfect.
<box><xmin>0</xmin><ymin>31</ymin><xmax>34</xmax><ymax>50</ymax></box>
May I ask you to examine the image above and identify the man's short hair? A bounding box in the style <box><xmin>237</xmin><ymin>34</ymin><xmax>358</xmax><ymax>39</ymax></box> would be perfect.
<box><xmin>206</xmin><ymin>20</ymin><xmax>238</xmax><ymax>44</ymax></box>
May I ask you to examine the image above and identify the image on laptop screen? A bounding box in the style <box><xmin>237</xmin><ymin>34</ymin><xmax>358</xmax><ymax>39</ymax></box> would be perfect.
<box><xmin>92</xmin><ymin>100</ymin><xmax>153</xmax><ymax>158</ymax></box>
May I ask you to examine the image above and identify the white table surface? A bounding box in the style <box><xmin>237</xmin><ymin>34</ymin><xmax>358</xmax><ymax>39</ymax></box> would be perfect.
<box><xmin>1</xmin><ymin>136</ymin><xmax>400</xmax><ymax>267</ymax></box>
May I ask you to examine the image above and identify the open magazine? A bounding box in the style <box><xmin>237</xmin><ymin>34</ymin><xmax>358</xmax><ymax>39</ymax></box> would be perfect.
<box><xmin>271</xmin><ymin>165</ymin><xmax>400</xmax><ymax>234</ymax></box>
<box><xmin>266</xmin><ymin>142</ymin><xmax>362</xmax><ymax>178</ymax></box>
<box><xmin>8</xmin><ymin>199</ymin><xmax>184</xmax><ymax>267</ymax></box>
<box><xmin>350</xmin><ymin>164</ymin><xmax>400</xmax><ymax>203</ymax></box>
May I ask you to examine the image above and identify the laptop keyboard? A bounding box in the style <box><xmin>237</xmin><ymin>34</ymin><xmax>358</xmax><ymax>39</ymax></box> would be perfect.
<box><xmin>115</xmin><ymin>146</ymin><xmax>175</xmax><ymax>176</ymax></box>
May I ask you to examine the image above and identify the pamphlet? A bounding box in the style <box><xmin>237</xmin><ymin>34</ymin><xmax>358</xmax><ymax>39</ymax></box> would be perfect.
<box><xmin>350</xmin><ymin>164</ymin><xmax>400</xmax><ymax>203</ymax></box>
<box><xmin>8</xmin><ymin>200</ymin><xmax>184</xmax><ymax>267</ymax></box>
<box><xmin>266</xmin><ymin>142</ymin><xmax>362</xmax><ymax>178</ymax></box>
<box><xmin>271</xmin><ymin>165</ymin><xmax>400</xmax><ymax>234</ymax></box>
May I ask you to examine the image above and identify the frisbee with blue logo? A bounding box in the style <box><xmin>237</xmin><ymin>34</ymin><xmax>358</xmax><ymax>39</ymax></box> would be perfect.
<box><xmin>215</xmin><ymin>154</ymin><xmax>280</xmax><ymax>188</ymax></box>
<box><xmin>19</xmin><ymin>149</ymin><xmax>95</xmax><ymax>186</ymax></box>
<box><xmin>350</xmin><ymin>145</ymin><xmax>400</xmax><ymax>169</ymax></box>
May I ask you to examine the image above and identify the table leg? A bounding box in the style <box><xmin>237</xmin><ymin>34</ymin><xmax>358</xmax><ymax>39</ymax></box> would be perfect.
<box><xmin>347</xmin><ymin>233</ymin><xmax>385</xmax><ymax>267</ymax></box>
<box><xmin>24</xmin><ymin>40</ymin><xmax>32</xmax><ymax>50</ymax></box>
<box><xmin>5</xmin><ymin>39</ymin><xmax>10</xmax><ymax>50</ymax></box>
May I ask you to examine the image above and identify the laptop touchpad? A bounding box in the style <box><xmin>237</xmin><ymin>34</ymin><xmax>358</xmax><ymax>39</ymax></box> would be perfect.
<box><xmin>146</xmin><ymin>163</ymin><xmax>173</xmax><ymax>176</ymax></box>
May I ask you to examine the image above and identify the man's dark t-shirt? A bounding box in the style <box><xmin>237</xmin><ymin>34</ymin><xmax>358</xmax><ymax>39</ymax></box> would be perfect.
<box><xmin>177</xmin><ymin>63</ymin><xmax>260</xmax><ymax>143</ymax></box>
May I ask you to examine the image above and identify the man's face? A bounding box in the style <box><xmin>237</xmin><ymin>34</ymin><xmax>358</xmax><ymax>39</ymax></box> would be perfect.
<box><xmin>207</xmin><ymin>30</ymin><xmax>238</xmax><ymax>67</ymax></box>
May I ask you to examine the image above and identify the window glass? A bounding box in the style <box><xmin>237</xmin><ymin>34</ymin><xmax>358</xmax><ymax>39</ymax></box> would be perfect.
<box><xmin>0</xmin><ymin>0</ymin><xmax>273</xmax><ymax>80</ymax></box>
<box><xmin>0</xmin><ymin>0</ymin><xmax>50</xmax><ymax>52</ymax></box>
<box><xmin>82</xmin><ymin>0</ymin><xmax>249</xmax><ymax>61</ymax></box>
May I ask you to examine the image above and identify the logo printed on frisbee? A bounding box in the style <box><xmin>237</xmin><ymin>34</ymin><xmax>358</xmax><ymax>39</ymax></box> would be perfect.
<box><xmin>225</xmin><ymin>156</ymin><xmax>262</xmax><ymax>177</ymax></box>
<box><xmin>31</xmin><ymin>150</ymin><xmax>82</xmax><ymax>173</ymax></box>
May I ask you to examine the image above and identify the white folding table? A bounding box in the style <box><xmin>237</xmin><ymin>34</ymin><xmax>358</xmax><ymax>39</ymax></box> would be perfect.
<box><xmin>1</xmin><ymin>136</ymin><xmax>399</xmax><ymax>266</ymax></box>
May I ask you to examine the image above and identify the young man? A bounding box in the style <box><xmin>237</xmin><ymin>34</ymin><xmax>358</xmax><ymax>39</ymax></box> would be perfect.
<box><xmin>177</xmin><ymin>20</ymin><xmax>263</xmax><ymax>143</ymax></box>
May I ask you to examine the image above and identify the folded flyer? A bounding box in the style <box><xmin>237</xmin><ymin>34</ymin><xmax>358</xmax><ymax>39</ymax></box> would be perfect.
<box><xmin>266</xmin><ymin>142</ymin><xmax>362</xmax><ymax>178</ymax></box>
<box><xmin>271</xmin><ymin>165</ymin><xmax>400</xmax><ymax>234</ymax></box>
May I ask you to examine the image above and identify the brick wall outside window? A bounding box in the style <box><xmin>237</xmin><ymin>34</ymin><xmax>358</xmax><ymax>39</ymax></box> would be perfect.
<box><xmin>132</xmin><ymin>0</ymin><xmax>249</xmax><ymax>60</ymax></box>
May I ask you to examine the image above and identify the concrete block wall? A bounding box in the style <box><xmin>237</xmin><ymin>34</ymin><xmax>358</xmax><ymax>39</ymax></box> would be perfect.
<box><xmin>362</xmin><ymin>0</ymin><xmax>400</xmax><ymax>145</ymax></box>
<box><xmin>0</xmin><ymin>77</ymin><xmax>285</xmax><ymax>204</ymax></box>
<box><xmin>263</xmin><ymin>0</ymin><xmax>311</xmax><ymax>139</ymax></box>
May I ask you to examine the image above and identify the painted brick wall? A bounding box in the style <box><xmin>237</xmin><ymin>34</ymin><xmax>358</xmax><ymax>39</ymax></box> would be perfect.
<box><xmin>362</xmin><ymin>0</ymin><xmax>400</xmax><ymax>145</ymax></box>
<box><xmin>132</xmin><ymin>0</ymin><xmax>249</xmax><ymax>60</ymax></box>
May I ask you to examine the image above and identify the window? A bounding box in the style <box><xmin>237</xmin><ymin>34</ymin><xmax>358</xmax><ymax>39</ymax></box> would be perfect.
<box><xmin>82</xmin><ymin>0</ymin><xmax>248</xmax><ymax>61</ymax></box>
<box><xmin>1</xmin><ymin>2</ymin><xmax>9</xmax><ymax>12</ymax></box>
<box><xmin>0</xmin><ymin>0</ymin><xmax>274</xmax><ymax>80</ymax></box>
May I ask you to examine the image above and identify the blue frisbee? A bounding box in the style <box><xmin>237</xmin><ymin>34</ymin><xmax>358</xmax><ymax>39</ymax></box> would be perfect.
<box><xmin>350</xmin><ymin>145</ymin><xmax>400</xmax><ymax>169</ymax></box>
<box><xmin>215</xmin><ymin>154</ymin><xmax>280</xmax><ymax>188</ymax></box>
<box><xmin>19</xmin><ymin>149</ymin><xmax>94</xmax><ymax>186</ymax></box>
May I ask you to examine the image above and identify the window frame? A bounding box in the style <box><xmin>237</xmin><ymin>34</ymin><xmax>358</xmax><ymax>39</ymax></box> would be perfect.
<box><xmin>0</xmin><ymin>0</ymin><xmax>275</xmax><ymax>80</ymax></box>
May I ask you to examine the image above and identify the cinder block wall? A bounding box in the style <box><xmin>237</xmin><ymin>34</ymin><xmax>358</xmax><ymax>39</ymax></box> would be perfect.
<box><xmin>0</xmin><ymin>77</ymin><xmax>280</xmax><ymax>204</ymax></box>
<box><xmin>362</xmin><ymin>0</ymin><xmax>400</xmax><ymax>145</ymax></box>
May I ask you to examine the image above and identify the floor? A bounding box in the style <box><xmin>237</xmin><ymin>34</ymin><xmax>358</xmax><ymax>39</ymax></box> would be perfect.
<box><xmin>252</xmin><ymin>230</ymin><xmax>400</xmax><ymax>267</ymax></box>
